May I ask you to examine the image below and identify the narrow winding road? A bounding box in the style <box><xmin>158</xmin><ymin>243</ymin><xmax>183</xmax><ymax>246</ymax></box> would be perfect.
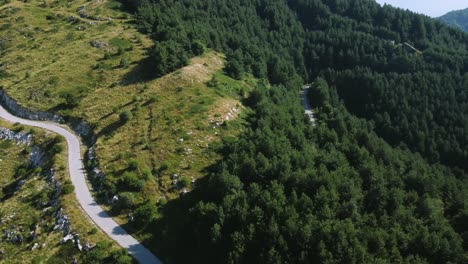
<box><xmin>0</xmin><ymin>105</ymin><xmax>161</xmax><ymax>264</ymax></box>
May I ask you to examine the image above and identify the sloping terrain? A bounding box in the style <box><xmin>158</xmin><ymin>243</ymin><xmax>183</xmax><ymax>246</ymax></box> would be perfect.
<box><xmin>0</xmin><ymin>0</ymin><xmax>250</xmax><ymax>260</ymax></box>
<box><xmin>0</xmin><ymin>120</ymin><xmax>126</xmax><ymax>263</ymax></box>
<box><xmin>439</xmin><ymin>8</ymin><xmax>468</xmax><ymax>31</ymax></box>
<box><xmin>124</xmin><ymin>0</ymin><xmax>468</xmax><ymax>262</ymax></box>
<box><xmin>2</xmin><ymin>0</ymin><xmax>468</xmax><ymax>263</ymax></box>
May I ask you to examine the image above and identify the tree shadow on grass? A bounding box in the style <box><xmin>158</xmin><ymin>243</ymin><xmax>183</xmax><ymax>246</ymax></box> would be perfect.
<box><xmin>47</xmin><ymin>103</ymin><xmax>70</xmax><ymax>113</ymax></box>
<box><xmin>120</xmin><ymin>56</ymin><xmax>158</xmax><ymax>85</ymax></box>
<box><xmin>120</xmin><ymin>175</ymin><xmax>216</xmax><ymax>263</ymax></box>
<box><xmin>96</xmin><ymin>120</ymin><xmax>124</xmax><ymax>138</ymax></box>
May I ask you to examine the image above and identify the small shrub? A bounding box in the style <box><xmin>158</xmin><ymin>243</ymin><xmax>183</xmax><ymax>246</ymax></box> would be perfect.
<box><xmin>54</xmin><ymin>135</ymin><xmax>65</xmax><ymax>143</ymax></box>
<box><xmin>148</xmin><ymin>95</ymin><xmax>157</xmax><ymax>103</ymax></box>
<box><xmin>180</xmin><ymin>176</ymin><xmax>191</xmax><ymax>187</ymax></box>
<box><xmin>117</xmin><ymin>46</ymin><xmax>125</xmax><ymax>55</ymax></box>
<box><xmin>158</xmin><ymin>197</ymin><xmax>167</xmax><ymax>206</ymax></box>
<box><xmin>33</xmin><ymin>167</ymin><xmax>43</xmax><ymax>175</ymax></box>
<box><xmin>119</xmin><ymin>110</ymin><xmax>133</xmax><ymax>123</ymax></box>
<box><xmin>134</xmin><ymin>201</ymin><xmax>157</xmax><ymax>225</ymax></box>
<box><xmin>121</xmin><ymin>171</ymin><xmax>145</xmax><ymax>191</ymax></box>
<box><xmin>60</xmin><ymin>91</ymin><xmax>81</xmax><ymax>108</ymax></box>
<box><xmin>62</xmin><ymin>184</ymin><xmax>75</xmax><ymax>194</ymax></box>
<box><xmin>115</xmin><ymin>192</ymin><xmax>139</xmax><ymax>211</ymax></box>
<box><xmin>52</xmin><ymin>144</ymin><xmax>65</xmax><ymax>154</ymax></box>
<box><xmin>191</xmin><ymin>40</ymin><xmax>206</xmax><ymax>55</ymax></box>
<box><xmin>128</xmin><ymin>159</ymin><xmax>139</xmax><ymax>171</ymax></box>
<box><xmin>120</xmin><ymin>57</ymin><xmax>129</xmax><ymax>68</ymax></box>
<box><xmin>142</xmin><ymin>168</ymin><xmax>152</xmax><ymax>180</ymax></box>
<box><xmin>88</xmin><ymin>227</ymin><xmax>98</xmax><ymax>235</ymax></box>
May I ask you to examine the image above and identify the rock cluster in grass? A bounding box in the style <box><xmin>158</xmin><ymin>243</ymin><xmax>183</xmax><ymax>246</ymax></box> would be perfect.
<box><xmin>0</xmin><ymin>130</ymin><xmax>86</xmax><ymax>253</ymax></box>
<box><xmin>0</xmin><ymin>127</ymin><xmax>32</xmax><ymax>145</ymax></box>
<box><xmin>86</xmin><ymin>146</ymin><xmax>105</xmax><ymax>180</ymax></box>
<box><xmin>90</xmin><ymin>40</ymin><xmax>107</xmax><ymax>49</ymax></box>
<box><xmin>31</xmin><ymin>145</ymin><xmax>47</xmax><ymax>167</ymax></box>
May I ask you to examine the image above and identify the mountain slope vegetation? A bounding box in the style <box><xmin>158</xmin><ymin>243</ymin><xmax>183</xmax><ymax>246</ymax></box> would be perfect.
<box><xmin>439</xmin><ymin>8</ymin><xmax>468</xmax><ymax>31</ymax></box>
<box><xmin>0</xmin><ymin>0</ymin><xmax>250</xmax><ymax>234</ymax></box>
<box><xmin>117</xmin><ymin>0</ymin><xmax>468</xmax><ymax>262</ymax></box>
<box><xmin>127</xmin><ymin>0</ymin><xmax>468</xmax><ymax>171</ymax></box>
<box><xmin>0</xmin><ymin>121</ymin><xmax>128</xmax><ymax>263</ymax></box>
<box><xmin>1</xmin><ymin>0</ymin><xmax>468</xmax><ymax>263</ymax></box>
<box><xmin>146</xmin><ymin>80</ymin><xmax>467</xmax><ymax>263</ymax></box>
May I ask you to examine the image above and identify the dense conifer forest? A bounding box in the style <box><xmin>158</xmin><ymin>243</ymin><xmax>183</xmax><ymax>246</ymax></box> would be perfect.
<box><xmin>115</xmin><ymin>0</ymin><xmax>468</xmax><ymax>262</ymax></box>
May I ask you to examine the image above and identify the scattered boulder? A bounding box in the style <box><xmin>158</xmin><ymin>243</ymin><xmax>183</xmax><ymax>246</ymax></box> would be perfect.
<box><xmin>180</xmin><ymin>189</ymin><xmax>189</xmax><ymax>196</ymax></box>
<box><xmin>111</xmin><ymin>195</ymin><xmax>119</xmax><ymax>204</ymax></box>
<box><xmin>90</xmin><ymin>40</ymin><xmax>107</xmax><ymax>49</ymax></box>
<box><xmin>68</xmin><ymin>16</ymin><xmax>78</xmax><ymax>23</ymax></box>
<box><xmin>31</xmin><ymin>243</ymin><xmax>39</xmax><ymax>251</ymax></box>
<box><xmin>61</xmin><ymin>234</ymin><xmax>73</xmax><ymax>243</ymax></box>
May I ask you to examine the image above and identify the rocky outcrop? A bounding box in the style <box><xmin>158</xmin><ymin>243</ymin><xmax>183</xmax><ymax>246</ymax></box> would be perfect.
<box><xmin>0</xmin><ymin>128</ymin><xmax>82</xmax><ymax>251</ymax></box>
<box><xmin>68</xmin><ymin>118</ymin><xmax>94</xmax><ymax>144</ymax></box>
<box><xmin>0</xmin><ymin>127</ymin><xmax>33</xmax><ymax>145</ymax></box>
<box><xmin>0</xmin><ymin>89</ymin><xmax>96</xmax><ymax>142</ymax></box>
<box><xmin>0</xmin><ymin>88</ymin><xmax>104</xmax><ymax>203</ymax></box>
<box><xmin>0</xmin><ymin>89</ymin><xmax>64</xmax><ymax>123</ymax></box>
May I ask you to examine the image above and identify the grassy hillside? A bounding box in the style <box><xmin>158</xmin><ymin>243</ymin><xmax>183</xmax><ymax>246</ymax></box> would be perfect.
<box><xmin>0</xmin><ymin>0</ymin><xmax>251</xmax><ymax>257</ymax></box>
<box><xmin>0</xmin><ymin>0</ymin><xmax>152</xmax><ymax>112</ymax></box>
<box><xmin>0</xmin><ymin>0</ymin><xmax>249</xmax><ymax>200</ymax></box>
<box><xmin>0</xmin><ymin>120</ymin><xmax>125</xmax><ymax>263</ymax></box>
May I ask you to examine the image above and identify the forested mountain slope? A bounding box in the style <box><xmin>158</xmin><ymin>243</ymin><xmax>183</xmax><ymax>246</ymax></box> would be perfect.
<box><xmin>439</xmin><ymin>8</ymin><xmax>468</xmax><ymax>31</ymax></box>
<box><xmin>135</xmin><ymin>80</ymin><xmax>468</xmax><ymax>263</ymax></box>
<box><xmin>127</xmin><ymin>0</ymin><xmax>468</xmax><ymax>171</ymax></box>
<box><xmin>117</xmin><ymin>0</ymin><xmax>468</xmax><ymax>262</ymax></box>
<box><xmin>2</xmin><ymin>0</ymin><xmax>467</xmax><ymax>262</ymax></box>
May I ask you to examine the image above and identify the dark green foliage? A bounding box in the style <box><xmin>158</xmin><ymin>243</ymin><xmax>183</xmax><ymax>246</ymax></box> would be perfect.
<box><xmin>61</xmin><ymin>183</ymin><xmax>74</xmax><ymax>195</ymax></box>
<box><xmin>114</xmin><ymin>192</ymin><xmax>140</xmax><ymax>212</ymax></box>
<box><xmin>119</xmin><ymin>110</ymin><xmax>133</xmax><ymax>123</ymax></box>
<box><xmin>122</xmin><ymin>0</ymin><xmax>468</xmax><ymax>262</ymax></box>
<box><xmin>59</xmin><ymin>91</ymin><xmax>81</xmax><ymax>108</ymax></box>
<box><xmin>130</xmin><ymin>0</ymin><xmax>306</xmax><ymax>80</ymax></box>
<box><xmin>127</xmin><ymin>159</ymin><xmax>139</xmax><ymax>171</ymax></box>
<box><xmin>191</xmin><ymin>40</ymin><xmax>206</xmax><ymax>56</ymax></box>
<box><xmin>179</xmin><ymin>176</ymin><xmax>190</xmax><ymax>188</ymax></box>
<box><xmin>134</xmin><ymin>201</ymin><xmax>157</xmax><ymax>225</ymax></box>
<box><xmin>151</xmin><ymin>40</ymin><xmax>188</xmax><ymax>76</ymax></box>
<box><xmin>147</xmin><ymin>83</ymin><xmax>467</xmax><ymax>263</ymax></box>
<box><xmin>120</xmin><ymin>171</ymin><xmax>145</xmax><ymax>192</ymax></box>
<box><xmin>129</xmin><ymin>0</ymin><xmax>468</xmax><ymax>170</ymax></box>
<box><xmin>224</xmin><ymin>60</ymin><xmax>243</xmax><ymax>80</ymax></box>
<box><xmin>51</xmin><ymin>144</ymin><xmax>64</xmax><ymax>154</ymax></box>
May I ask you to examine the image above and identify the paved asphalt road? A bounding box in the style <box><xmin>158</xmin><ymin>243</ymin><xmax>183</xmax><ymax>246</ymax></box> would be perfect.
<box><xmin>0</xmin><ymin>104</ymin><xmax>162</xmax><ymax>264</ymax></box>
